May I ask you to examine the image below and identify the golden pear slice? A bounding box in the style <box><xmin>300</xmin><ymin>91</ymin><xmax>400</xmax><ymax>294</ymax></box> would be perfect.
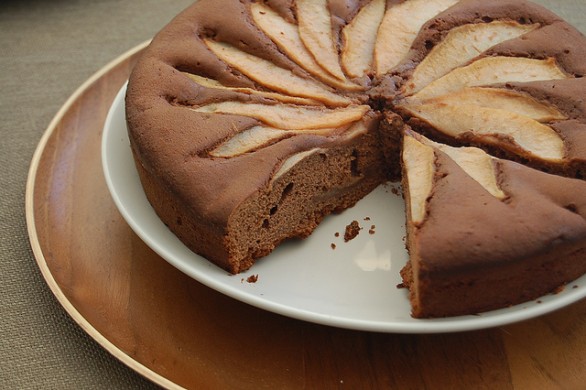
<box><xmin>273</xmin><ymin>148</ymin><xmax>323</xmax><ymax>182</ymax></box>
<box><xmin>374</xmin><ymin>0</ymin><xmax>460</xmax><ymax>77</ymax></box>
<box><xmin>210</xmin><ymin>125</ymin><xmax>344</xmax><ymax>158</ymax></box>
<box><xmin>271</xmin><ymin>121</ymin><xmax>367</xmax><ymax>182</ymax></box>
<box><xmin>338</xmin><ymin>120</ymin><xmax>368</xmax><ymax>141</ymax></box>
<box><xmin>406</xmin><ymin>21</ymin><xmax>538</xmax><ymax>94</ymax></box>
<box><xmin>271</xmin><ymin>121</ymin><xmax>368</xmax><ymax>182</ymax></box>
<box><xmin>297</xmin><ymin>0</ymin><xmax>347</xmax><ymax>81</ymax></box>
<box><xmin>403</xmin><ymin>135</ymin><xmax>436</xmax><ymax>224</ymax></box>
<box><xmin>205</xmin><ymin>40</ymin><xmax>350</xmax><ymax>107</ymax></box>
<box><xmin>404</xmin><ymin>87</ymin><xmax>566</xmax><ymax>122</ymax></box>
<box><xmin>194</xmin><ymin>101</ymin><xmax>370</xmax><ymax>130</ymax></box>
<box><xmin>184</xmin><ymin>73</ymin><xmax>320</xmax><ymax>105</ymax></box>
<box><xmin>412</xmin><ymin>56</ymin><xmax>568</xmax><ymax>100</ymax></box>
<box><xmin>250</xmin><ymin>3</ymin><xmax>361</xmax><ymax>91</ymax></box>
<box><xmin>417</xmin><ymin>134</ymin><xmax>506</xmax><ymax>199</ymax></box>
<box><xmin>402</xmin><ymin>102</ymin><xmax>565</xmax><ymax>161</ymax></box>
<box><xmin>210</xmin><ymin>126</ymin><xmax>289</xmax><ymax>157</ymax></box>
<box><xmin>341</xmin><ymin>0</ymin><xmax>386</xmax><ymax>78</ymax></box>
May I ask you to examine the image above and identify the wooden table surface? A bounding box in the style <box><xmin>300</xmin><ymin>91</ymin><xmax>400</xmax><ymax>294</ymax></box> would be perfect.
<box><xmin>27</xmin><ymin>46</ymin><xmax>586</xmax><ymax>388</ymax></box>
<box><xmin>5</xmin><ymin>0</ymin><xmax>586</xmax><ymax>388</ymax></box>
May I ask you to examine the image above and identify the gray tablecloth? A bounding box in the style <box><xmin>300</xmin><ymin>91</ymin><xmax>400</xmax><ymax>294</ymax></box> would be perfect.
<box><xmin>1</xmin><ymin>0</ymin><xmax>585</xmax><ymax>388</ymax></box>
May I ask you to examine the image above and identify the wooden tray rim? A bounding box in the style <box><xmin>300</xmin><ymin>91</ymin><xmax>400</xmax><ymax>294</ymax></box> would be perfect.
<box><xmin>24</xmin><ymin>41</ymin><xmax>182</xmax><ymax>390</ymax></box>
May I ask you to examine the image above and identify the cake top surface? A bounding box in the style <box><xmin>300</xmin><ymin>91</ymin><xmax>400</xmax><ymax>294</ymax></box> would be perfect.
<box><xmin>403</xmin><ymin>131</ymin><xmax>586</xmax><ymax>274</ymax></box>
<box><xmin>126</xmin><ymin>0</ymin><xmax>586</xmax><ymax>230</ymax></box>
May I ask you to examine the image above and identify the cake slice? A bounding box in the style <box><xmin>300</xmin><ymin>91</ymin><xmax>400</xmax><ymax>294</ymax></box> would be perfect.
<box><xmin>401</xmin><ymin>131</ymin><xmax>586</xmax><ymax>317</ymax></box>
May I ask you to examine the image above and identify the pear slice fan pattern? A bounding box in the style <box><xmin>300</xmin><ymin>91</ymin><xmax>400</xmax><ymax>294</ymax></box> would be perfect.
<box><xmin>182</xmin><ymin>0</ymin><xmax>574</xmax><ymax>184</ymax></box>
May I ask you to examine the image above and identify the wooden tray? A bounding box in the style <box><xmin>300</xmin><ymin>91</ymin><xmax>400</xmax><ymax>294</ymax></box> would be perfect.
<box><xmin>26</xmin><ymin>43</ymin><xmax>586</xmax><ymax>389</ymax></box>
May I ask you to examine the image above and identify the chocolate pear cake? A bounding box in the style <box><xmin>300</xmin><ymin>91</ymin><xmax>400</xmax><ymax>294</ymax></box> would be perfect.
<box><xmin>125</xmin><ymin>0</ymin><xmax>586</xmax><ymax>318</ymax></box>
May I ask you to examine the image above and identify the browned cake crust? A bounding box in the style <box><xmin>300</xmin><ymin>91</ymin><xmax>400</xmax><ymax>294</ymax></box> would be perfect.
<box><xmin>126</xmin><ymin>0</ymin><xmax>586</xmax><ymax>316</ymax></box>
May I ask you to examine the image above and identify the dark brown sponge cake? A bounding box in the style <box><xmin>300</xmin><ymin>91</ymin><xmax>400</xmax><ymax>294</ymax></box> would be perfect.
<box><xmin>400</xmin><ymin>131</ymin><xmax>586</xmax><ymax>317</ymax></box>
<box><xmin>126</xmin><ymin>0</ymin><xmax>586</xmax><ymax>317</ymax></box>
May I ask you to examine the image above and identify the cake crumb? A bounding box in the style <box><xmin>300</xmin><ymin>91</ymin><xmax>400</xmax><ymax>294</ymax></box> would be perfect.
<box><xmin>553</xmin><ymin>285</ymin><xmax>565</xmax><ymax>294</ymax></box>
<box><xmin>344</xmin><ymin>220</ymin><xmax>362</xmax><ymax>242</ymax></box>
<box><xmin>391</xmin><ymin>186</ymin><xmax>400</xmax><ymax>196</ymax></box>
<box><xmin>369</xmin><ymin>224</ymin><xmax>376</xmax><ymax>235</ymax></box>
<box><xmin>573</xmin><ymin>285</ymin><xmax>579</xmax><ymax>289</ymax></box>
<box><xmin>334</xmin><ymin>232</ymin><xmax>340</xmax><ymax>238</ymax></box>
<box><xmin>331</xmin><ymin>243</ymin><xmax>336</xmax><ymax>250</ymax></box>
<box><xmin>364</xmin><ymin>216</ymin><xmax>371</xmax><ymax>221</ymax></box>
<box><xmin>246</xmin><ymin>274</ymin><xmax>258</xmax><ymax>283</ymax></box>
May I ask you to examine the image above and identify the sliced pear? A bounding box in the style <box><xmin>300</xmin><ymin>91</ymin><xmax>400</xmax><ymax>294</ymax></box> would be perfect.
<box><xmin>194</xmin><ymin>101</ymin><xmax>370</xmax><ymax>130</ymax></box>
<box><xmin>402</xmin><ymin>102</ymin><xmax>565</xmax><ymax>161</ymax></box>
<box><xmin>270</xmin><ymin>121</ymin><xmax>369</xmax><ymax>182</ymax></box>
<box><xmin>418</xmin><ymin>135</ymin><xmax>506</xmax><ymax>199</ymax></box>
<box><xmin>374</xmin><ymin>0</ymin><xmax>460</xmax><ymax>77</ymax></box>
<box><xmin>296</xmin><ymin>0</ymin><xmax>347</xmax><ymax>81</ymax></box>
<box><xmin>184</xmin><ymin>73</ymin><xmax>320</xmax><ymax>105</ymax></box>
<box><xmin>404</xmin><ymin>87</ymin><xmax>566</xmax><ymax>122</ymax></box>
<box><xmin>338</xmin><ymin>120</ymin><xmax>368</xmax><ymax>141</ymax></box>
<box><xmin>403</xmin><ymin>135</ymin><xmax>436</xmax><ymax>224</ymax></box>
<box><xmin>412</xmin><ymin>56</ymin><xmax>568</xmax><ymax>100</ymax></box>
<box><xmin>273</xmin><ymin>148</ymin><xmax>323</xmax><ymax>182</ymax></box>
<box><xmin>185</xmin><ymin>73</ymin><xmax>235</xmax><ymax>90</ymax></box>
<box><xmin>250</xmin><ymin>3</ymin><xmax>361</xmax><ymax>91</ymax></box>
<box><xmin>205</xmin><ymin>40</ymin><xmax>350</xmax><ymax>107</ymax></box>
<box><xmin>341</xmin><ymin>0</ymin><xmax>386</xmax><ymax>78</ymax></box>
<box><xmin>210</xmin><ymin>126</ymin><xmax>289</xmax><ymax>157</ymax></box>
<box><xmin>210</xmin><ymin>125</ymin><xmax>348</xmax><ymax>158</ymax></box>
<box><xmin>406</xmin><ymin>21</ymin><xmax>539</xmax><ymax>94</ymax></box>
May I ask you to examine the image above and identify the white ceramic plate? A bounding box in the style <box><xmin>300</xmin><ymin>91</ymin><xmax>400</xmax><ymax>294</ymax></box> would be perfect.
<box><xmin>103</xmin><ymin>84</ymin><xmax>586</xmax><ymax>333</ymax></box>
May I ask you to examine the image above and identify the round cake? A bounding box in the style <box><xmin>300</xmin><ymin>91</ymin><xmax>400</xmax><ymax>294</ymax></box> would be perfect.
<box><xmin>125</xmin><ymin>0</ymin><xmax>586</xmax><ymax>318</ymax></box>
